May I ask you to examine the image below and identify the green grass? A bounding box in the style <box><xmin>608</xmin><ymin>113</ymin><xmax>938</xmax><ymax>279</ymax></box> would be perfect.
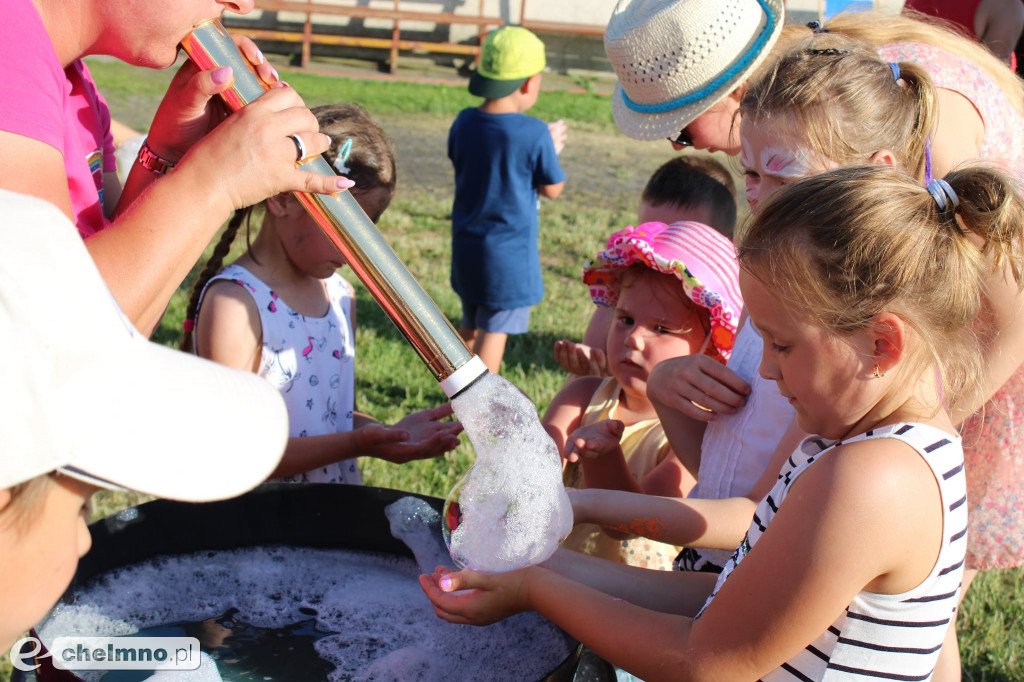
<box><xmin>2</xmin><ymin>57</ymin><xmax>1020</xmax><ymax>682</ymax></box>
<box><xmin>86</xmin><ymin>57</ymin><xmax>617</xmax><ymax>134</ymax></box>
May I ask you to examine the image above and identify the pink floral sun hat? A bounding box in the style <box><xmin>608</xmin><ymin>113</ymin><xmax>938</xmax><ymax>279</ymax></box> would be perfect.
<box><xmin>583</xmin><ymin>221</ymin><xmax>742</xmax><ymax>361</ymax></box>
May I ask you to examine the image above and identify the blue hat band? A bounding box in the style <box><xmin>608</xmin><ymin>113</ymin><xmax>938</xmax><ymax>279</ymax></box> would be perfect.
<box><xmin>621</xmin><ymin>0</ymin><xmax>777</xmax><ymax>115</ymax></box>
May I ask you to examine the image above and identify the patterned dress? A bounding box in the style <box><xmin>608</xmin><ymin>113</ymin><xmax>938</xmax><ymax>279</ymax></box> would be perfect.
<box><xmin>200</xmin><ymin>264</ymin><xmax>360</xmax><ymax>485</ymax></box>
<box><xmin>878</xmin><ymin>41</ymin><xmax>1024</xmax><ymax>568</ymax></box>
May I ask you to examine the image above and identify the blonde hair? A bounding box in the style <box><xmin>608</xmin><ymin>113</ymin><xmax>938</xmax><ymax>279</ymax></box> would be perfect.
<box><xmin>742</xmin><ymin>33</ymin><xmax>938</xmax><ymax>181</ymax></box>
<box><xmin>757</xmin><ymin>11</ymin><xmax>1024</xmax><ymax>114</ymax></box>
<box><xmin>738</xmin><ymin>164</ymin><xmax>1024</xmax><ymax>415</ymax></box>
<box><xmin>825</xmin><ymin>9</ymin><xmax>1024</xmax><ymax>115</ymax></box>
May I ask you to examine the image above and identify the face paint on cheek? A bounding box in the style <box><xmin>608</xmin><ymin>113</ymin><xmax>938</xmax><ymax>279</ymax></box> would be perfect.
<box><xmin>740</xmin><ymin>140</ymin><xmax>755</xmax><ymax>171</ymax></box>
<box><xmin>760</xmin><ymin>146</ymin><xmax>817</xmax><ymax>179</ymax></box>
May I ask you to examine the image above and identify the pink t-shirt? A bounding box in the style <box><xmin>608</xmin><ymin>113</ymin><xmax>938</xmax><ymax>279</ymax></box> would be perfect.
<box><xmin>0</xmin><ymin>0</ymin><xmax>116</xmax><ymax>238</ymax></box>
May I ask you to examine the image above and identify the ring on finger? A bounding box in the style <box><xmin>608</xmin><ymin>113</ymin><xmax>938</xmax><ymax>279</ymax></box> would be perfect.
<box><xmin>689</xmin><ymin>400</ymin><xmax>713</xmax><ymax>413</ymax></box>
<box><xmin>289</xmin><ymin>133</ymin><xmax>306</xmax><ymax>163</ymax></box>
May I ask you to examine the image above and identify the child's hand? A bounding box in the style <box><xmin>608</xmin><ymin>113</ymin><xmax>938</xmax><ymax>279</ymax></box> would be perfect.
<box><xmin>418</xmin><ymin>565</ymin><xmax>532</xmax><ymax>626</ymax></box>
<box><xmin>564</xmin><ymin>419</ymin><xmax>625</xmax><ymax>463</ymax></box>
<box><xmin>548</xmin><ymin>119</ymin><xmax>568</xmax><ymax>154</ymax></box>
<box><xmin>553</xmin><ymin>339</ymin><xmax>609</xmax><ymax>377</ymax></box>
<box><xmin>647</xmin><ymin>355</ymin><xmax>750</xmax><ymax>422</ymax></box>
<box><xmin>369</xmin><ymin>404</ymin><xmax>463</xmax><ymax>464</ymax></box>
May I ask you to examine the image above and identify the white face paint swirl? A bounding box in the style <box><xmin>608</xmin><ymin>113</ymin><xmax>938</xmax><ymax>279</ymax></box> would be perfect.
<box><xmin>740</xmin><ymin>119</ymin><xmax>839</xmax><ymax>212</ymax></box>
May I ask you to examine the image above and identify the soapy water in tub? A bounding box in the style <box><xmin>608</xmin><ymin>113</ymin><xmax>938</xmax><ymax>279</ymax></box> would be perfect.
<box><xmin>37</xmin><ymin>497</ymin><xmax>573</xmax><ymax>681</ymax></box>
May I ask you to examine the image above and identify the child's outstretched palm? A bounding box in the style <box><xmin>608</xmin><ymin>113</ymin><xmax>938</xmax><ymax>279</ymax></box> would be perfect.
<box><xmin>565</xmin><ymin>419</ymin><xmax>625</xmax><ymax>463</ymax></box>
<box><xmin>360</xmin><ymin>404</ymin><xmax>464</xmax><ymax>464</ymax></box>
<box><xmin>553</xmin><ymin>339</ymin><xmax>610</xmax><ymax>378</ymax></box>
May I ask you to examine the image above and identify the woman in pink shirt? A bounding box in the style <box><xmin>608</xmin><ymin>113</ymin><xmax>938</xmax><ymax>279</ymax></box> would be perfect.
<box><xmin>0</xmin><ymin>0</ymin><xmax>353</xmax><ymax>336</ymax></box>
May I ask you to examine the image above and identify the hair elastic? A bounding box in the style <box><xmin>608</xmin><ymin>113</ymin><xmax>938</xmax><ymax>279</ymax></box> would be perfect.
<box><xmin>888</xmin><ymin>62</ymin><xmax>901</xmax><ymax>81</ymax></box>
<box><xmin>182</xmin><ymin>318</ymin><xmax>196</xmax><ymax>333</ymax></box>
<box><xmin>806</xmin><ymin>21</ymin><xmax>830</xmax><ymax>33</ymax></box>
<box><xmin>927</xmin><ymin>178</ymin><xmax>960</xmax><ymax>214</ymax></box>
<box><xmin>805</xmin><ymin>48</ymin><xmax>848</xmax><ymax>56</ymax></box>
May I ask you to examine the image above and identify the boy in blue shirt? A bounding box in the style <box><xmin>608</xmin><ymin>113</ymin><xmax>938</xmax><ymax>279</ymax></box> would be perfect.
<box><xmin>449</xmin><ymin>26</ymin><xmax>567</xmax><ymax>374</ymax></box>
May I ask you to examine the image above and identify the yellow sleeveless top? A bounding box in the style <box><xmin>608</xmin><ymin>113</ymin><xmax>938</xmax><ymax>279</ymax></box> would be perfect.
<box><xmin>561</xmin><ymin>377</ymin><xmax>682</xmax><ymax>569</ymax></box>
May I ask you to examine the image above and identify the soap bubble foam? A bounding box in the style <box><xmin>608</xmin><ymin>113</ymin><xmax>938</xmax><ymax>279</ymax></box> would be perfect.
<box><xmin>383</xmin><ymin>497</ymin><xmax>453</xmax><ymax>574</ymax></box>
<box><xmin>444</xmin><ymin>373</ymin><xmax>573</xmax><ymax>572</ymax></box>
<box><xmin>38</xmin><ymin>518</ymin><xmax>574</xmax><ymax>680</ymax></box>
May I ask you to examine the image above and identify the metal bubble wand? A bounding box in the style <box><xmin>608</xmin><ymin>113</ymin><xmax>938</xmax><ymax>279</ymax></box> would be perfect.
<box><xmin>180</xmin><ymin>20</ymin><xmax>487</xmax><ymax>397</ymax></box>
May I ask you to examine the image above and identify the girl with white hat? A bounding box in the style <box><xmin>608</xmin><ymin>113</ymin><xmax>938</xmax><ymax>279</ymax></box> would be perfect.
<box><xmin>603</xmin><ymin>0</ymin><xmax>784</xmax><ymax>154</ymax></box>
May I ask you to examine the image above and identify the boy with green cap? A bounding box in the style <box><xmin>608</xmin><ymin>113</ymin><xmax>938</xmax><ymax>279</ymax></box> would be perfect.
<box><xmin>449</xmin><ymin>26</ymin><xmax>567</xmax><ymax>374</ymax></box>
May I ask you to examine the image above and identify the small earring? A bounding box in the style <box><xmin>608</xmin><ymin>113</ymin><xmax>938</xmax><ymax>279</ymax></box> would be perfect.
<box><xmin>873</xmin><ymin>364</ymin><xmax>887</xmax><ymax>379</ymax></box>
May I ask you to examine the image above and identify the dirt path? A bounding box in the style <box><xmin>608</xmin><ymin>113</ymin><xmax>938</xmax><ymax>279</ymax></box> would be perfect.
<box><xmin>371</xmin><ymin>113</ymin><xmax>682</xmax><ymax>212</ymax></box>
<box><xmin>109</xmin><ymin>89</ymin><xmax>696</xmax><ymax>216</ymax></box>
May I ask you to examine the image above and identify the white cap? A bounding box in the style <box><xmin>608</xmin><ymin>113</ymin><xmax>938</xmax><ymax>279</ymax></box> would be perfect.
<box><xmin>0</xmin><ymin>190</ymin><xmax>288</xmax><ymax>501</ymax></box>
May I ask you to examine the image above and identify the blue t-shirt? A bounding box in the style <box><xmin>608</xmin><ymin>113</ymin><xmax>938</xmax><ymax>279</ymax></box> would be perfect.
<box><xmin>448</xmin><ymin>107</ymin><xmax>565</xmax><ymax>309</ymax></box>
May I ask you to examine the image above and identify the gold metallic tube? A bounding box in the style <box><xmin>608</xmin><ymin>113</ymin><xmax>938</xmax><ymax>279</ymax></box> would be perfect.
<box><xmin>181</xmin><ymin>20</ymin><xmax>487</xmax><ymax>396</ymax></box>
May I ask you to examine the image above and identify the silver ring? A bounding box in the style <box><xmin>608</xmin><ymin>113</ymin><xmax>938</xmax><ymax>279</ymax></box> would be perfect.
<box><xmin>289</xmin><ymin>133</ymin><xmax>306</xmax><ymax>163</ymax></box>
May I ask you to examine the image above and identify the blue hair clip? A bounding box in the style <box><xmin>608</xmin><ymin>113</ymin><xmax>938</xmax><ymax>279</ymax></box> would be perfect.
<box><xmin>889</xmin><ymin>62</ymin><xmax>901</xmax><ymax>82</ymax></box>
<box><xmin>333</xmin><ymin>138</ymin><xmax>353</xmax><ymax>175</ymax></box>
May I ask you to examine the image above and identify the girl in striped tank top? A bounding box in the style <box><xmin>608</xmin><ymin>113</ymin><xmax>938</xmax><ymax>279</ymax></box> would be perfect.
<box><xmin>420</xmin><ymin>163</ymin><xmax>1024</xmax><ymax>681</ymax></box>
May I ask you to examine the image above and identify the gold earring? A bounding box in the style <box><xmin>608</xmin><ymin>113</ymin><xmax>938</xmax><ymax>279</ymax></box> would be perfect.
<box><xmin>873</xmin><ymin>364</ymin><xmax>887</xmax><ymax>379</ymax></box>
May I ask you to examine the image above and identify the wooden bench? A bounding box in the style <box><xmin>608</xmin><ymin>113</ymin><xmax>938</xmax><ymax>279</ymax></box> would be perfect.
<box><xmin>228</xmin><ymin>0</ymin><xmax>503</xmax><ymax>74</ymax></box>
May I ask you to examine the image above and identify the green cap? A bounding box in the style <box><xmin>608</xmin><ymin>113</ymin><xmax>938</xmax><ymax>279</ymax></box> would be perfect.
<box><xmin>469</xmin><ymin>26</ymin><xmax>546</xmax><ymax>99</ymax></box>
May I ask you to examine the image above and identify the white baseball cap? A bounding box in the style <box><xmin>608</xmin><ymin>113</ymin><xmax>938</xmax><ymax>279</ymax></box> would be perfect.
<box><xmin>0</xmin><ymin>190</ymin><xmax>288</xmax><ymax>501</ymax></box>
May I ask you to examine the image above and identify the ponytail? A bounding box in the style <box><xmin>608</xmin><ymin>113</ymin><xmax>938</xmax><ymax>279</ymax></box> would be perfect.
<box><xmin>179</xmin><ymin>207</ymin><xmax>254</xmax><ymax>352</ymax></box>
<box><xmin>942</xmin><ymin>166</ymin><xmax>1024</xmax><ymax>288</ymax></box>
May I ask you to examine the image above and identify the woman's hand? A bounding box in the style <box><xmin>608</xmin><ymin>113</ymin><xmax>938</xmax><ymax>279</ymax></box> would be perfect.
<box><xmin>418</xmin><ymin>566</ymin><xmax>534</xmax><ymax>626</ymax></box>
<box><xmin>647</xmin><ymin>355</ymin><xmax>750</xmax><ymax>422</ymax></box>
<box><xmin>146</xmin><ymin>35</ymin><xmax>279</xmax><ymax>162</ymax></box>
<box><xmin>178</xmin><ymin>84</ymin><xmax>352</xmax><ymax>211</ymax></box>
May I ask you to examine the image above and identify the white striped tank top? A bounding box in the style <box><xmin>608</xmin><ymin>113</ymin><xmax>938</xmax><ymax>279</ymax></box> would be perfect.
<box><xmin>699</xmin><ymin>422</ymin><xmax>967</xmax><ymax>681</ymax></box>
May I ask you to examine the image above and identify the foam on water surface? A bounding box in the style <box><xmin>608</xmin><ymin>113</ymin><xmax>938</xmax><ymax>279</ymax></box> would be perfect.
<box><xmin>445</xmin><ymin>373</ymin><xmax>573</xmax><ymax>572</ymax></box>
<box><xmin>38</xmin><ymin>544</ymin><xmax>573</xmax><ymax>681</ymax></box>
<box><xmin>383</xmin><ymin>497</ymin><xmax>453</xmax><ymax>573</ymax></box>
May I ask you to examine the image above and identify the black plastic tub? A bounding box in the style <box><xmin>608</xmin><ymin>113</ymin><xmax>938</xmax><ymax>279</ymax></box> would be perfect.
<box><xmin>28</xmin><ymin>483</ymin><xmax>581</xmax><ymax>682</ymax></box>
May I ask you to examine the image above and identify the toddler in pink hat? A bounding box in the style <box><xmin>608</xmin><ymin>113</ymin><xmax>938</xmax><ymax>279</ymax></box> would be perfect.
<box><xmin>543</xmin><ymin>220</ymin><xmax>741</xmax><ymax>570</ymax></box>
<box><xmin>583</xmin><ymin>221</ymin><xmax>742</xmax><ymax>362</ymax></box>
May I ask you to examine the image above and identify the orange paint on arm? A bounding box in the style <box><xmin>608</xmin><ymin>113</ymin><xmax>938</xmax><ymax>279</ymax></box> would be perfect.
<box><xmin>608</xmin><ymin>518</ymin><xmax>666</xmax><ymax>540</ymax></box>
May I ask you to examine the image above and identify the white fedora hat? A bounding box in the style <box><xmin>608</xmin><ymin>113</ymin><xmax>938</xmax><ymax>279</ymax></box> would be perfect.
<box><xmin>606</xmin><ymin>0</ymin><xmax>785</xmax><ymax>141</ymax></box>
<box><xmin>0</xmin><ymin>189</ymin><xmax>288</xmax><ymax>502</ymax></box>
